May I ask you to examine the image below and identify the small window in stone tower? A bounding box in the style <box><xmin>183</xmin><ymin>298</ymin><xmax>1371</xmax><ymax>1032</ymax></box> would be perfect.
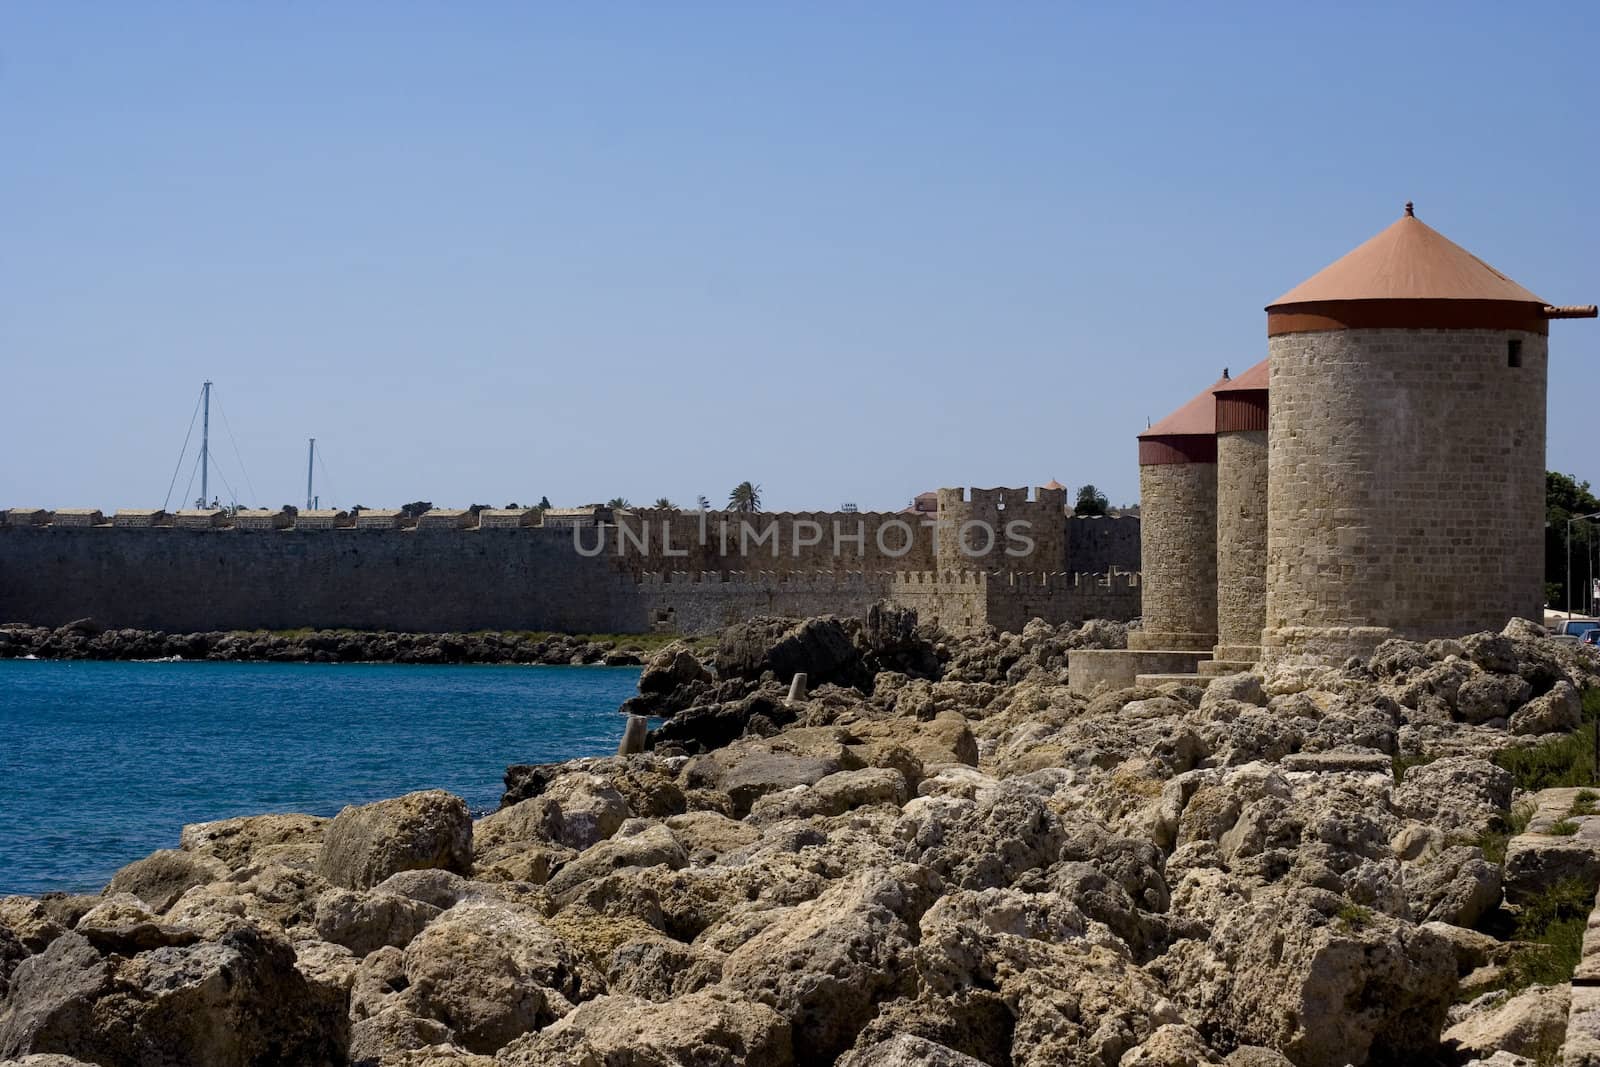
<box><xmin>1508</xmin><ymin>339</ymin><xmax>1523</xmax><ymax>367</ymax></box>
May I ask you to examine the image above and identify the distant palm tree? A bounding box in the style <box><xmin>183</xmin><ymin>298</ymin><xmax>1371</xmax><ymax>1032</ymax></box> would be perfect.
<box><xmin>728</xmin><ymin>482</ymin><xmax>762</xmax><ymax>513</ymax></box>
<box><xmin>1074</xmin><ymin>484</ymin><xmax>1110</xmax><ymax>517</ymax></box>
<box><xmin>653</xmin><ymin>497</ymin><xmax>678</xmax><ymax>511</ymax></box>
<box><xmin>606</xmin><ymin>497</ymin><xmax>631</xmax><ymax>510</ymax></box>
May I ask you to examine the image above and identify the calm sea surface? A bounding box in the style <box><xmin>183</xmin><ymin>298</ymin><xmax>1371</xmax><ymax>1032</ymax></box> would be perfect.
<box><xmin>0</xmin><ymin>659</ymin><xmax>642</xmax><ymax>896</ymax></box>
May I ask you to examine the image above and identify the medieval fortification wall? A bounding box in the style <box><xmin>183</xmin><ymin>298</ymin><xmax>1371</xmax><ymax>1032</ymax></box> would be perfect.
<box><xmin>0</xmin><ymin>489</ymin><xmax>1141</xmax><ymax>636</ymax></box>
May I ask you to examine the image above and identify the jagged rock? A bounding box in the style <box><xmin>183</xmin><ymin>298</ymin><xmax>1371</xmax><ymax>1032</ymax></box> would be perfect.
<box><xmin>544</xmin><ymin>821</ymin><xmax>689</xmax><ymax>897</ymax></box>
<box><xmin>717</xmin><ymin>616</ymin><xmax>867</xmax><ymax>689</ymax></box>
<box><xmin>347</xmin><ymin>1004</ymin><xmax>456</xmax><ymax>1066</ymax></box>
<box><xmin>0</xmin><ymin>927</ymin><xmax>348</xmax><ymax>1065</ymax></box>
<box><xmin>1222</xmin><ymin>1050</ymin><xmax>1295</xmax><ymax>1067</ymax></box>
<box><xmin>837</xmin><ymin>1034</ymin><xmax>989</xmax><ymax>1066</ymax></box>
<box><xmin>0</xmin><ymin>901</ymin><xmax>64</xmax><ymax>956</ymax></box>
<box><xmin>1404</xmin><ymin>845</ymin><xmax>1502</xmax><ymax>927</ymax></box>
<box><xmin>1503</xmin><ymin>830</ymin><xmax>1600</xmax><ymax>904</ymax></box>
<box><xmin>638</xmin><ymin>644</ymin><xmax>712</xmax><ymax>695</ymax></box>
<box><xmin>313</xmin><ymin>887</ymin><xmax>440</xmax><ymax>956</ymax></box>
<box><xmin>1393</xmin><ymin>757</ymin><xmax>1514</xmax><ymax>835</ymax></box>
<box><xmin>180</xmin><ymin>813</ymin><xmax>328</xmax><ymax>870</ymax></box>
<box><xmin>604</xmin><ymin>936</ymin><xmax>723</xmax><ymax>1001</ymax></box>
<box><xmin>1121</xmin><ymin>1024</ymin><xmax>1222</xmax><ymax>1066</ymax></box>
<box><xmin>1457</xmin><ymin>673</ymin><xmax>1533</xmax><ymax>725</ymax></box>
<box><xmin>722</xmin><ymin>867</ymin><xmax>928</xmax><ymax>1061</ymax></box>
<box><xmin>700</xmin><ymin>748</ymin><xmax>843</xmax><ymax>817</ymax></box>
<box><xmin>71</xmin><ymin>894</ymin><xmax>199</xmax><ymax>955</ymax></box>
<box><xmin>401</xmin><ymin>897</ymin><xmax>599</xmax><ymax>1054</ymax></box>
<box><xmin>496</xmin><ymin>988</ymin><xmax>793</xmax><ymax>1066</ymax></box>
<box><xmin>1462</xmin><ymin>632</ymin><xmax>1521</xmax><ymax>675</ymax></box>
<box><xmin>1152</xmin><ymin>887</ymin><xmax>1457</xmax><ymax>1067</ymax></box>
<box><xmin>747</xmin><ymin>768</ymin><xmax>908</xmax><ymax>823</ymax></box>
<box><xmin>103</xmin><ymin>848</ymin><xmax>230</xmax><ymax>912</ymax></box>
<box><xmin>476</xmin><ymin>774</ymin><xmax>631</xmax><ymax>852</ymax></box>
<box><xmin>372</xmin><ymin>869</ymin><xmax>479</xmax><ymax>910</ymax></box>
<box><xmin>317</xmin><ymin>790</ymin><xmax>473</xmax><ymax>890</ymax></box>
<box><xmin>1443</xmin><ymin>983</ymin><xmax>1569</xmax><ymax>1062</ymax></box>
<box><xmin>662</xmin><ymin>811</ymin><xmax>761</xmax><ymax>865</ymax></box>
<box><xmin>1201</xmin><ymin>673</ymin><xmax>1266</xmax><ymax>710</ymax></box>
<box><xmin>1509</xmin><ymin>680</ymin><xmax>1583</xmax><ymax>735</ymax></box>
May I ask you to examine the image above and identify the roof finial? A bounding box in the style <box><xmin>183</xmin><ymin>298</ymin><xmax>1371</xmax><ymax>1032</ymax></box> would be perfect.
<box><xmin>1222</xmin><ymin>366</ymin><xmax>1230</xmax><ymax>380</ymax></box>
<box><xmin>1404</xmin><ymin>201</ymin><xmax>1414</xmax><ymax>217</ymax></box>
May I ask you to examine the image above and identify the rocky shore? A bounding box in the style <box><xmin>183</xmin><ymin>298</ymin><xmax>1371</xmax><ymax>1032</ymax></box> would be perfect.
<box><xmin>5</xmin><ymin>608</ymin><xmax>1600</xmax><ymax>1066</ymax></box>
<box><xmin>0</xmin><ymin>621</ymin><xmax>648</xmax><ymax>667</ymax></box>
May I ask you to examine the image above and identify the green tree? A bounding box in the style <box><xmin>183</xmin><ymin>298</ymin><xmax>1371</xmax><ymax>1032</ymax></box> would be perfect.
<box><xmin>537</xmin><ymin>495</ymin><xmax>553</xmax><ymax>510</ymax></box>
<box><xmin>728</xmin><ymin>481</ymin><xmax>762</xmax><ymax>513</ymax></box>
<box><xmin>1074</xmin><ymin>484</ymin><xmax>1110</xmax><ymax>517</ymax></box>
<box><xmin>400</xmin><ymin>500</ymin><xmax>433</xmax><ymax>519</ymax></box>
<box><xmin>1547</xmin><ymin>472</ymin><xmax>1600</xmax><ymax>611</ymax></box>
<box><xmin>653</xmin><ymin>497</ymin><xmax>678</xmax><ymax>511</ymax></box>
<box><xmin>606</xmin><ymin>497</ymin><xmax>632</xmax><ymax>510</ymax></box>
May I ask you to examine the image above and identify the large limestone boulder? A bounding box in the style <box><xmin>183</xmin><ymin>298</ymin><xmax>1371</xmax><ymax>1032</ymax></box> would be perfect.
<box><xmin>1443</xmin><ymin>984</ymin><xmax>1569</xmax><ymax>1062</ymax></box>
<box><xmin>0</xmin><ymin>927</ymin><xmax>348</xmax><ymax>1065</ymax></box>
<box><xmin>747</xmin><ymin>768</ymin><xmax>908</xmax><ymax>823</ymax></box>
<box><xmin>401</xmin><ymin>898</ymin><xmax>599</xmax><ymax>1054</ymax></box>
<box><xmin>722</xmin><ymin>866</ymin><xmax>928</xmax><ymax>1061</ymax></box>
<box><xmin>313</xmin><ymin>887</ymin><xmax>440</xmax><ymax>956</ymax></box>
<box><xmin>717</xmin><ymin>616</ymin><xmax>866</xmax><ymax>688</ymax></box>
<box><xmin>1404</xmin><ymin>845</ymin><xmax>1501</xmax><ymax>927</ymax></box>
<box><xmin>317</xmin><ymin>790</ymin><xmax>473</xmax><ymax>890</ymax></box>
<box><xmin>103</xmin><ymin>848</ymin><xmax>230</xmax><ymax>912</ymax></box>
<box><xmin>1509</xmin><ymin>681</ymin><xmax>1583</xmax><ymax>736</ymax></box>
<box><xmin>476</xmin><ymin>774</ymin><xmax>631</xmax><ymax>853</ymax></box>
<box><xmin>0</xmin><ymin>901</ymin><xmax>66</xmax><ymax>955</ymax></box>
<box><xmin>180</xmin><ymin>812</ymin><xmax>328</xmax><ymax>870</ymax></box>
<box><xmin>1153</xmin><ymin>887</ymin><xmax>1457</xmax><ymax>1067</ymax></box>
<box><xmin>639</xmin><ymin>644</ymin><xmax>713</xmax><ymax>692</ymax></box>
<box><xmin>544</xmin><ymin>821</ymin><xmax>688</xmax><ymax>898</ymax></box>
<box><xmin>1393</xmin><ymin>757</ymin><xmax>1514</xmax><ymax>835</ymax></box>
<box><xmin>496</xmin><ymin>988</ymin><xmax>793</xmax><ymax>1066</ymax></box>
<box><xmin>837</xmin><ymin>1034</ymin><xmax>990</xmax><ymax>1066</ymax></box>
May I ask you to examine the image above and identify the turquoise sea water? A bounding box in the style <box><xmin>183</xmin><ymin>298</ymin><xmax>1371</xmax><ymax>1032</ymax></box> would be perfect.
<box><xmin>0</xmin><ymin>659</ymin><xmax>642</xmax><ymax>896</ymax></box>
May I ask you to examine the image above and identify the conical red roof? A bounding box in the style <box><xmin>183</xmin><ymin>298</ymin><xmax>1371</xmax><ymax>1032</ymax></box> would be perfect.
<box><xmin>1269</xmin><ymin>206</ymin><xmax>1545</xmax><ymax>309</ymax></box>
<box><xmin>1139</xmin><ymin>374</ymin><xmax>1229</xmax><ymax>439</ymax></box>
<box><xmin>1213</xmin><ymin>358</ymin><xmax>1268</xmax><ymax>393</ymax></box>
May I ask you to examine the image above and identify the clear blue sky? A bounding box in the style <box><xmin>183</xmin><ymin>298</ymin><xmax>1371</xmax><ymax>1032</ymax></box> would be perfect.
<box><xmin>2</xmin><ymin>3</ymin><xmax>1595</xmax><ymax>512</ymax></box>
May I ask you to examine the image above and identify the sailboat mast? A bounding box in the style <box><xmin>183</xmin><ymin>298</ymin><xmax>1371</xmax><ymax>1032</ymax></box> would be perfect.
<box><xmin>200</xmin><ymin>380</ymin><xmax>212</xmax><ymax>507</ymax></box>
<box><xmin>306</xmin><ymin>438</ymin><xmax>315</xmax><ymax>511</ymax></box>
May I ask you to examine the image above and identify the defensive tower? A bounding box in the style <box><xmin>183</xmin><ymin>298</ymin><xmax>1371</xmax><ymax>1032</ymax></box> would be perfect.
<box><xmin>1211</xmin><ymin>359</ymin><xmax>1269</xmax><ymax>667</ymax></box>
<box><xmin>1262</xmin><ymin>203</ymin><xmax>1594</xmax><ymax>661</ymax></box>
<box><xmin>1128</xmin><ymin>376</ymin><xmax>1224</xmax><ymax>652</ymax></box>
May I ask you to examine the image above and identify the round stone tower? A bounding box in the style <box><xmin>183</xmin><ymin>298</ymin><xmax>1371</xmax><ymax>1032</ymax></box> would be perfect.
<box><xmin>1212</xmin><ymin>359</ymin><xmax>1269</xmax><ymax>666</ymax></box>
<box><xmin>1263</xmin><ymin>204</ymin><xmax>1570</xmax><ymax>661</ymax></box>
<box><xmin>1129</xmin><ymin>377</ymin><xmax>1224</xmax><ymax>652</ymax></box>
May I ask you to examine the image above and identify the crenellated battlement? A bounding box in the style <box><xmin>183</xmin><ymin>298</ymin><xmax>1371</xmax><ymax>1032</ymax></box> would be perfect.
<box><xmin>0</xmin><ymin>492</ymin><xmax>1141</xmax><ymax>637</ymax></box>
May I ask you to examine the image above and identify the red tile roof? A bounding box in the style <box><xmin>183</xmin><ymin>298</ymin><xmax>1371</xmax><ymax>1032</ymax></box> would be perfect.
<box><xmin>1269</xmin><ymin>205</ymin><xmax>1546</xmax><ymax>309</ymax></box>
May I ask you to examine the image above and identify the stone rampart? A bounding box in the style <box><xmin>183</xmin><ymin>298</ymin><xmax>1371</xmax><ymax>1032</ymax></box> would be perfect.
<box><xmin>0</xmin><ymin>492</ymin><xmax>1143</xmax><ymax>636</ymax></box>
<box><xmin>0</xmin><ymin>525</ymin><xmax>629</xmax><ymax>633</ymax></box>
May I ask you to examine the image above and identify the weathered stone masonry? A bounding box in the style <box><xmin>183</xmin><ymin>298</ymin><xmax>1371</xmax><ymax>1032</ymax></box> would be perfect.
<box><xmin>0</xmin><ymin>491</ymin><xmax>1142</xmax><ymax>636</ymax></box>
<box><xmin>1264</xmin><ymin>327</ymin><xmax>1548</xmax><ymax>658</ymax></box>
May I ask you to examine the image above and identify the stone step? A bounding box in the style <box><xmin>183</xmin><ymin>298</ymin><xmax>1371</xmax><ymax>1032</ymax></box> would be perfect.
<box><xmin>1196</xmin><ymin>659</ymin><xmax>1258</xmax><ymax>678</ymax></box>
<box><xmin>1067</xmin><ymin>649</ymin><xmax>1212</xmax><ymax>695</ymax></box>
<box><xmin>1135</xmin><ymin>672</ymin><xmax>1208</xmax><ymax>688</ymax></box>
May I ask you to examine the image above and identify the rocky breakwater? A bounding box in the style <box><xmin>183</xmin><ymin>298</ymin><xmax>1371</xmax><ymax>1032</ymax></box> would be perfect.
<box><xmin>0</xmin><ymin>620</ymin><xmax>644</xmax><ymax>666</ymax></box>
<box><xmin>5</xmin><ymin>610</ymin><xmax>1600</xmax><ymax>1066</ymax></box>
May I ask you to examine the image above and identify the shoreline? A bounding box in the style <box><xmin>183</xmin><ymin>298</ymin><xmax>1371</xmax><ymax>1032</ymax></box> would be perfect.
<box><xmin>0</xmin><ymin>622</ymin><xmax>716</xmax><ymax>668</ymax></box>
<box><xmin>5</xmin><ymin>612</ymin><xmax>1600</xmax><ymax>1065</ymax></box>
